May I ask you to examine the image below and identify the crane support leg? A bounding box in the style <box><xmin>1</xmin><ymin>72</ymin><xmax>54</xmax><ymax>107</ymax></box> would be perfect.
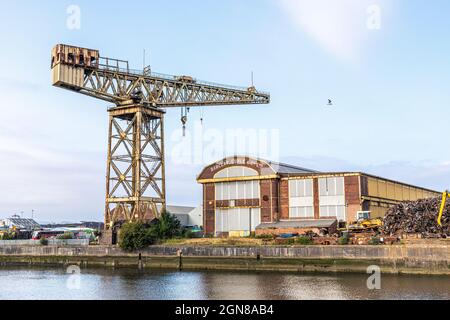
<box><xmin>103</xmin><ymin>104</ymin><xmax>166</xmax><ymax>242</ymax></box>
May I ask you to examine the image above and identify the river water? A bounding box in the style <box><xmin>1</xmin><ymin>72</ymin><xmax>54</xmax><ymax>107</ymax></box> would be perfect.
<box><xmin>0</xmin><ymin>267</ymin><xmax>449</xmax><ymax>300</ymax></box>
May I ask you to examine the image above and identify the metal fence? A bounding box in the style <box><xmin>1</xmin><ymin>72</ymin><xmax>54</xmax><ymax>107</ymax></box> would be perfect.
<box><xmin>0</xmin><ymin>239</ymin><xmax>90</xmax><ymax>246</ymax></box>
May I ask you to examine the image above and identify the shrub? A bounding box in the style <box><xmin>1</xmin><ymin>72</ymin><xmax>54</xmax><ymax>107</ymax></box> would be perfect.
<box><xmin>338</xmin><ymin>236</ymin><xmax>349</xmax><ymax>245</ymax></box>
<box><xmin>57</xmin><ymin>232</ymin><xmax>74</xmax><ymax>240</ymax></box>
<box><xmin>1</xmin><ymin>232</ymin><xmax>14</xmax><ymax>240</ymax></box>
<box><xmin>368</xmin><ymin>237</ymin><xmax>381</xmax><ymax>245</ymax></box>
<box><xmin>296</xmin><ymin>236</ymin><xmax>314</xmax><ymax>245</ymax></box>
<box><xmin>119</xmin><ymin>212</ymin><xmax>187</xmax><ymax>250</ymax></box>
<box><xmin>285</xmin><ymin>239</ymin><xmax>295</xmax><ymax>245</ymax></box>
<box><xmin>151</xmin><ymin>212</ymin><xmax>183</xmax><ymax>240</ymax></box>
<box><xmin>119</xmin><ymin>222</ymin><xmax>156</xmax><ymax>251</ymax></box>
<box><xmin>255</xmin><ymin>234</ymin><xmax>274</xmax><ymax>240</ymax></box>
<box><xmin>39</xmin><ymin>238</ymin><xmax>48</xmax><ymax>246</ymax></box>
<box><xmin>182</xmin><ymin>229</ymin><xmax>194</xmax><ymax>239</ymax></box>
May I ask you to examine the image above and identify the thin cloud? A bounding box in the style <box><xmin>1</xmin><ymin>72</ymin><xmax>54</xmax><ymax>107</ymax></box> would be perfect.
<box><xmin>279</xmin><ymin>0</ymin><xmax>388</xmax><ymax>62</ymax></box>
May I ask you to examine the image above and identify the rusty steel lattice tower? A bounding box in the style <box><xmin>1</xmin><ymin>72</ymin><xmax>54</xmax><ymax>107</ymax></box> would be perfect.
<box><xmin>51</xmin><ymin>44</ymin><xmax>270</xmax><ymax>241</ymax></box>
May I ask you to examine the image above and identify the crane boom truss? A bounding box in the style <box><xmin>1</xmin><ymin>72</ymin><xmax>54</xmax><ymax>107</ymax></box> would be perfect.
<box><xmin>79</xmin><ymin>67</ymin><xmax>270</xmax><ymax>107</ymax></box>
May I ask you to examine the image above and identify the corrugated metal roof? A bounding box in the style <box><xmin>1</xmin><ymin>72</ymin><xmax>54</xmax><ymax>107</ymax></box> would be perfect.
<box><xmin>5</xmin><ymin>217</ymin><xmax>40</xmax><ymax>229</ymax></box>
<box><xmin>261</xmin><ymin>159</ymin><xmax>318</xmax><ymax>175</ymax></box>
<box><xmin>256</xmin><ymin>219</ymin><xmax>337</xmax><ymax>230</ymax></box>
<box><xmin>156</xmin><ymin>205</ymin><xmax>195</xmax><ymax>215</ymax></box>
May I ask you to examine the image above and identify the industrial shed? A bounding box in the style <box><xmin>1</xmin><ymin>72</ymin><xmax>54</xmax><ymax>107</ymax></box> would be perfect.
<box><xmin>197</xmin><ymin>156</ymin><xmax>440</xmax><ymax>237</ymax></box>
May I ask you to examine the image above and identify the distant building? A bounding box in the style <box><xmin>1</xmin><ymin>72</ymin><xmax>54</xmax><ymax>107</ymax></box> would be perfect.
<box><xmin>167</xmin><ymin>205</ymin><xmax>203</xmax><ymax>227</ymax></box>
<box><xmin>186</xmin><ymin>206</ymin><xmax>203</xmax><ymax>227</ymax></box>
<box><xmin>80</xmin><ymin>221</ymin><xmax>104</xmax><ymax>229</ymax></box>
<box><xmin>0</xmin><ymin>215</ymin><xmax>40</xmax><ymax>231</ymax></box>
<box><xmin>40</xmin><ymin>221</ymin><xmax>104</xmax><ymax>230</ymax></box>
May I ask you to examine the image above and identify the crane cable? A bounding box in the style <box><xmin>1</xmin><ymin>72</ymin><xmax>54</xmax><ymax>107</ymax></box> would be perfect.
<box><xmin>200</xmin><ymin>106</ymin><xmax>204</xmax><ymax>125</ymax></box>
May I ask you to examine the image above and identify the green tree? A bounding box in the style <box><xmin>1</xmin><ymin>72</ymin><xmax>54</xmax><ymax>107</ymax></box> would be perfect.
<box><xmin>150</xmin><ymin>211</ymin><xmax>183</xmax><ymax>240</ymax></box>
<box><xmin>119</xmin><ymin>222</ymin><xmax>156</xmax><ymax>251</ymax></box>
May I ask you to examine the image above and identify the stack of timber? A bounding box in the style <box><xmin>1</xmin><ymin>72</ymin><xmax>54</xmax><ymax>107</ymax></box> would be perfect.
<box><xmin>382</xmin><ymin>197</ymin><xmax>450</xmax><ymax>238</ymax></box>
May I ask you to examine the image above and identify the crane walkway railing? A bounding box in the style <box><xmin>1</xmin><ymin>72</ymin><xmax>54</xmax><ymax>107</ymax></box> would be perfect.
<box><xmin>96</xmin><ymin>57</ymin><xmax>270</xmax><ymax>95</ymax></box>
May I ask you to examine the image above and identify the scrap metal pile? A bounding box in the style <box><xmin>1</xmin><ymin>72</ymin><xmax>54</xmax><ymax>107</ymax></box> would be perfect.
<box><xmin>382</xmin><ymin>197</ymin><xmax>450</xmax><ymax>238</ymax></box>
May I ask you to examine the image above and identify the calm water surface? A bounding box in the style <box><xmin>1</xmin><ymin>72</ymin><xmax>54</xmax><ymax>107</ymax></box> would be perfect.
<box><xmin>0</xmin><ymin>267</ymin><xmax>449</xmax><ymax>300</ymax></box>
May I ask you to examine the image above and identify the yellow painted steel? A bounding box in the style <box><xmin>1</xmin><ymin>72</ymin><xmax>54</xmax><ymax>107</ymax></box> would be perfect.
<box><xmin>284</xmin><ymin>172</ymin><xmax>360</xmax><ymax>180</ymax></box>
<box><xmin>197</xmin><ymin>175</ymin><xmax>278</xmax><ymax>184</ymax></box>
<box><xmin>438</xmin><ymin>191</ymin><xmax>449</xmax><ymax>226</ymax></box>
<box><xmin>229</xmin><ymin>230</ymin><xmax>251</xmax><ymax>238</ymax></box>
<box><xmin>367</xmin><ymin>176</ymin><xmax>439</xmax><ymax>202</ymax></box>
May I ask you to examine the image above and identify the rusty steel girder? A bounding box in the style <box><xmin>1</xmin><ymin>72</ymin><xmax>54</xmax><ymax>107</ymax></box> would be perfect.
<box><xmin>105</xmin><ymin>105</ymin><xmax>165</xmax><ymax>228</ymax></box>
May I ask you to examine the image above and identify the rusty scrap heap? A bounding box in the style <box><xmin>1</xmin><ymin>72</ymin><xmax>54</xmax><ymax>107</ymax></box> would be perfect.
<box><xmin>382</xmin><ymin>197</ymin><xmax>450</xmax><ymax>238</ymax></box>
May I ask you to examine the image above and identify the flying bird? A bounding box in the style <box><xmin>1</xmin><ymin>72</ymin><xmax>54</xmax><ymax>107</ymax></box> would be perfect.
<box><xmin>327</xmin><ymin>99</ymin><xmax>333</xmax><ymax>106</ymax></box>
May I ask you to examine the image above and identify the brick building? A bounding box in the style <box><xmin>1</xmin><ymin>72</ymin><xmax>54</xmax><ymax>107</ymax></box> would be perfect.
<box><xmin>197</xmin><ymin>156</ymin><xmax>440</xmax><ymax>236</ymax></box>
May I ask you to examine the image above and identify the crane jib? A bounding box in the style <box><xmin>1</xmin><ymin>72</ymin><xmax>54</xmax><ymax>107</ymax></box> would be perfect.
<box><xmin>51</xmin><ymin>44</ymin><xmax>270</xmax><ymax>107</ymax></box>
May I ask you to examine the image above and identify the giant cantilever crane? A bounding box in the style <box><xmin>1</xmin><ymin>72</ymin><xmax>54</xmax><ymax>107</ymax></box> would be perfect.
<box><xmin>51</xmin><ymin>44</ymin><xmax>270</xmax><ymax>241</ymax></box>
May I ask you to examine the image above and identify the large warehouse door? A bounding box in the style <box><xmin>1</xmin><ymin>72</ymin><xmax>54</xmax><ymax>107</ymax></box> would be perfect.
<box><xmin>215</xmin><ymin>208</ymin><xmax>261</xmax><ymax>234</ymax></box>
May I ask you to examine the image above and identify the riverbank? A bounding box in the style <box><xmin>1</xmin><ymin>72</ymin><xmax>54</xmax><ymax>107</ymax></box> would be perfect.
<box><xmin>0</xmin><ymin>245</ymin><xmax>449</xmax><ymax>275</ymax></box>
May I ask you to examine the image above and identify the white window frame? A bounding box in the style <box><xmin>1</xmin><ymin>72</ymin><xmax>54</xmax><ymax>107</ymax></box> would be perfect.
<box><xmin>215</xmin><ymin>181</ymin><xmax>260</xmax><ymax>201</ymax></box>
<box><xmin>214</xmin><ymin>166</ymin><xmax>258</xmax><ymax>179</ymax></box>
<box><xmin>288</xmin><ymin>179</ymin><xmax>314</xmax><ymax>219</ymax></box>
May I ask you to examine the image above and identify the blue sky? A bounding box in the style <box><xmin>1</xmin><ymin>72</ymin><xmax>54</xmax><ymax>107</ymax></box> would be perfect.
<box><xmin>0</xmin><ymin>0</ymin><xmax>449</xmax><ymax>222</ymax></box>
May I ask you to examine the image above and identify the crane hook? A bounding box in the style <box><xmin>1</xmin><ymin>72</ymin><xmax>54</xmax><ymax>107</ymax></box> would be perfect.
<box><xmin>181</xmin><ymin>108</ymin><xmax>188</xmax><ymax>137</ymax></box>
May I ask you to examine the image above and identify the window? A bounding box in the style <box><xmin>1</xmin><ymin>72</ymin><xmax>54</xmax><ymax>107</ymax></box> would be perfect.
<box><xmin>319</xmin><ymin>177</ymin><xmax>346</xmax><ymax>220</ymax></box>
<box><xmin>237</xmin><ymin>182</ymin><xmax>246</xmax><ymax>199</ymax></box>
<box><xmin>214</xmin><ymin>166</ymin><xmax>258</xmax><ymax>179</ymax></box>
<box><xmin>319</xmin><ymin>177</ymin><xmax>344</xmax><ymax>196</ymax></box>
<box><xmin>215</xmin><ymin>181</ymin><xmax>260</xmax><ymax>201</ymax></box>
<box><xmin>289</xmin><ymin>206</ymin><xmax>314</xmax><ymax>218</ymax></box>
<box><xmin>289</xmin><ymin>179</ymin><xmax>313</xmax><ymax>197</ymax></box>
<box><xmin>289</xmin><ymin>179</ymin><xmax>314</xmax><ymax>218</ymax></box>
<box><xmin>245</xmin><ymin>181</ymin><xmax>253</xmax><ymax>199</ymax></box>
<box><xmin>320</xmin><ymin>205</ymin><xmax>346</xmax><ymax>221</ymax></box>
<box><xmin>216</xmin><ymin>183</ymin><xmax>223</xmax><ymax>201</ymax></box>
<box><xmin>229</xmin><ymin>183</ymin><xmax>237</xmax><ymax>200</ymax></box>
<box><xmin>68</xmin><ymin>53</ymin><xmax>75</xmax><ymax>64</ymax></box>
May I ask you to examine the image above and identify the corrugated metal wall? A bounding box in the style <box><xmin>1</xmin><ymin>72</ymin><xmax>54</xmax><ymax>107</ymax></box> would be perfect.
<box><xmin>52</xmin><ymin>64</ymin><xmax>84</xmax><ymax>87</ymax></box>
<box><xmin>366</xmin><ymin>177</ymin><xmax>437</xmax><ymax>201</ymax></box>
